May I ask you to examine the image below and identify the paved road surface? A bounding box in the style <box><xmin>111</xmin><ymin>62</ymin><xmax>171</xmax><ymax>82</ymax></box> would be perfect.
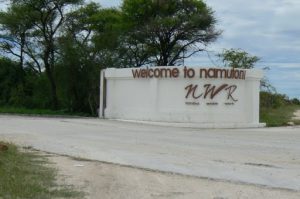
<box><xmin>0</xmin><ymin>115</ymin><xmax>299</xmax><ymax>191</ymax></box>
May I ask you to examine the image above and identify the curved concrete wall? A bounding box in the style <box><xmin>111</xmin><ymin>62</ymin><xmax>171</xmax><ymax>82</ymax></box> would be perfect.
<box><xmin>100</xmin><ymin>66</ymin><xmax>265</xmax><ymax>128</ymax></box>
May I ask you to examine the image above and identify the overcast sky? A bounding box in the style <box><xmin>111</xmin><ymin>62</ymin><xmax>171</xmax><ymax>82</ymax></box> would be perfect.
<box><xmin>1</xmin><ymin>0</ymin><xmax>300</xmax><ymax>98</ymax></box>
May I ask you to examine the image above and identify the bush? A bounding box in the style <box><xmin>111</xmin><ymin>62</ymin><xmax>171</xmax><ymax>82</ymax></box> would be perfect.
<box><xmin>260</xmin><ymin>91</ymin><xmax>289</xmax><ymax>109</ymax></box>
<box><xmin>291</xmin><ymin>98</ymin><xmax>300</xmax><ymax>105</ymax></box>
<box><xmin>0</xmin><ymin>57</ymin><xmax>52</xmax><ymax>110</ymax></box>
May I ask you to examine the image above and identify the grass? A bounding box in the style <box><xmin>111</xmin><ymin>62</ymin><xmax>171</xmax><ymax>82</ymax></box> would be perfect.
<box><xmin>0</xmin><ymin>106</ymin><xmax>92</xmax><ymax>117</ymax></box>
<box><xmin>260</xmin><ymin>105</ymin><xmax>300</xmax><ymax>127</ymax></box>
<box><xmin>0</xmin><ymin>142</ymin><xmax>83</xmax><ymax>199</ymax></box>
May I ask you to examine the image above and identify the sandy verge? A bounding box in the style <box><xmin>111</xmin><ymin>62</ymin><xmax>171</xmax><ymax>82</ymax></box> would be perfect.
<box><xmin>39</xmin><ymin>152</ymin><xmax>300</xmax><ymax>199</ymax></box>
<box><xmin>293</xmin><ymin>109</ymin><xmax>300</xmax><ymax>120</ymax></box>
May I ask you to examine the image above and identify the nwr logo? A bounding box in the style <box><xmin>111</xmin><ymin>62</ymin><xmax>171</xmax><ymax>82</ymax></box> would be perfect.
<box><xmin>185</xmin><ymin>84</ymin><xmax>238</xmax><ymax>102</ymax></box>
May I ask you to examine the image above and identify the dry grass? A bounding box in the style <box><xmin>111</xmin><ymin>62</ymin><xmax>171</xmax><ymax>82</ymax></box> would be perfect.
<box><xmin>0</xmin><ymin>142</ymin><xmax>83</xmax><ymax>199</ymax></box>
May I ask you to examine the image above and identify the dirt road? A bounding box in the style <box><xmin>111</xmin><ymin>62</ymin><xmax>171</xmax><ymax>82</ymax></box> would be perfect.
<box><xmin>0</xmin><ymin>115</ymin><xmax>299</xmax><ymax>193</ymax></box>
<box><xmin>47</xmin><ymin>152</ymin><xmax>300</xmax><ymax>199</ymax></box>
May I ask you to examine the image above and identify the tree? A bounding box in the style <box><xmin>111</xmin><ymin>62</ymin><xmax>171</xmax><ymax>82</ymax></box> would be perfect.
<box><xmin>218</xmin><ymin>48</ymin><xmax>275</xmax><ymax>92</ymax></box>
<box><xmin>56</xmin><ymin>35</ymin><xmax>100</xmax><ymax>114</ymax></box>
<box><xmin>121</xmin><ymin>0</ymin><xmax>221</xmax><ymax>66</ymax></box>
<box><xmin>0</xmin><ymin>57</ymin><xmax>20</xmax><ymax>105</ymax></box>
<box><xmin>9</xmin><ymin>0</ymin><xmax>82</xmax><ymax>109</ymax></box>
<box><xmin>0</xmin><ymin>0</ymin><xmax>122</xmax><ymax>113</ymax></box>
<box><xmin>57</xmin><ymin>2</ymin><xmax>99</xmax><ymax>114</ymax></box>
<box><xmin>218</xmin><ymin>48</ymin><xmax>260</xmax><ymax>69</ymax></box>
<box><xmin>57</xmin><ymin>3</ymin><xmax>123</xmax><ymax>114</ymax></box>
<box><xmin>0</xmin><ymin>3</ymin><xmax>36</xmax><ymax>77</ymax></box>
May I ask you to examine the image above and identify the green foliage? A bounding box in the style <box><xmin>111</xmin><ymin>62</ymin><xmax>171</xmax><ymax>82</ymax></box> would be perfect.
<box><xmin>121</xmin><ymin>0</ymin><xmax>221</xmax><ymax>66</ymax></box>
<box><xmin>260</xmin><ymin>105</ymin><xmax>300</xmax><ymax>127</ymax></box>
<box><xmin>291</xmin><ymin>98</ymin><xmax>300</xmax><ymax>105</ymax></box>
<box><xmin>0</xmin><ymin>58</ymin><xmax>20</xmax><ymax>105</ymax></box>
<box><xmin>260</xmin><ymin>91</ymin><xmax>300</xmax><ymax>109</ymax></box>
<box><xmin>56</xmin><ymin>35</ymin><xmax>100</xmax><ymax>115</ymax></box>
<box><xmin>6</xmin><ymin>0</ymin><xmax>84</xmax><ymax>109</ymax></box>
<box><xmin>0</xmin><ymin>142</ymin><xmax>83</xmax><ymax>199</ymax></box>
<box><xmin>0</xmin><ymin>2</ymin><xmax>34</xmax><ymax>66</ymax></box>
<box><xmin>57</xmin><ymin>3</ymin><xmax>124</xmax><ymax>114</ymax></box>
<box><xmin>218</xmin><ymin>48</ymin><xmax>260</xmax><ymax>69</ymax></box>
<box><xmin>260</xmin><ymin>91</ymin><xmax>300</xmax><ymax>126</ymax></box>
<box><xmin>0</xmin><ymin>57</ymin><xmax>51</xmax><ymax>108</ymax></box>
<box><xmin>260</xmin><ymin>91</ymin><xmax>290</xmax><ymax>109</ymax></box>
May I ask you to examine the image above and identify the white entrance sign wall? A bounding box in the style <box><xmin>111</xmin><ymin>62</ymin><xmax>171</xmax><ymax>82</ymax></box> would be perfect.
<box><xmin>99</xmin><ymin>66</ymin><xmax>265</xmax><ymax>128</ymax></box>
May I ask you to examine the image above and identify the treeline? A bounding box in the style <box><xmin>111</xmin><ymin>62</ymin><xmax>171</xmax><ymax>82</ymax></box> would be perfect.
<box><xmin>260</xmin><ymin>91</ymin><xmax>300</xmax><ymax>109</ymax></box>
<box><xmin>0</xmin><ymin>0</ymin><xmax>220</xmax><ymax>115</ymax></box>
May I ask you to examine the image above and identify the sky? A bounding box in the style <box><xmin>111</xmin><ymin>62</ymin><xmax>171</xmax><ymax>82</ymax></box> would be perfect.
<box><xmin>1</xmin><ymin>0</ymin><xmax>299</xmax><ymax>98</ymax></box>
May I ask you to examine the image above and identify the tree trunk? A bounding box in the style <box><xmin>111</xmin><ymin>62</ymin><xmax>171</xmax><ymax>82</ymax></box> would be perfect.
<box><xmin>44</xmin><ymin>47</ymin><xmax>58</xmax><ymax>109</ymax></box>
<box><xmin>19</xmin><ymin>32</ymin><xmax>25</xmax><ymax>86</ymax></box>
<box><xmin>20</xmin><ymin>33</ymin><xmax>25</xmax><ymax>71</ymax></box>
<box><xmin>45</xmin><ymin>66</ymin><xmax>59</xmax><ymax>109</ymax></box>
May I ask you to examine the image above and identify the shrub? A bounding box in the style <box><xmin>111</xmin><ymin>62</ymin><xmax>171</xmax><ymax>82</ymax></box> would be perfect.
<box><xmin>260</xmin><ymin>91</ymin><xmax>289</xmax><ymax>109</ymax></box>
<box><xmin>291</xmin><ymin>98</ymin><xmax>300</xmax><ymax>105</ymax></box>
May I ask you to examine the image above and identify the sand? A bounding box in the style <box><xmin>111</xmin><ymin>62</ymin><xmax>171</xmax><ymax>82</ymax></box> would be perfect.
<box><xmin>46</xmin><ymin>152</ymin><xmax>300</xmax><ymax>199</ymax></box>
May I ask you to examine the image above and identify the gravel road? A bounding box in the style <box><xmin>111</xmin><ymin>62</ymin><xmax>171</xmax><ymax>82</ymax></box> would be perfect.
<box><xmin>0</xmin><ymin>115</ymin><xmax>299</xmax><ymax>192</ymax></box>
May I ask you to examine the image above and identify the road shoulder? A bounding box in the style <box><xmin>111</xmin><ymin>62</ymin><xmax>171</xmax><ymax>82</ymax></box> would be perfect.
<box><xmin>45</xmin><ymin>151</ymin><xmax>300</xmax><ymax>199</ymax></box>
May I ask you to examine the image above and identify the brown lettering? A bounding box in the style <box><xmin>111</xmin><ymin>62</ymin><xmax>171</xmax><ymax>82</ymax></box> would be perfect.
<box><xmin>154</xmin><ymin>68</ymin><xmax>160</xmax><ymax>77</ymax></box>
<box><xmin>160</xmin><ymin>68</ymin><xmax>172</xmax><ymax>78</ymax></box>
<box><xmin>185</xmin><ymin>84</ymin><xmax>203</xmax><ymax>99</ymax></box>
<box><xmin>141</xmin><ymin>69</ymin><xmax>146</xmax><ymax>78</ymax></box>
<box><xmin>185</xmin><ymin>84</ymin><xmax>239</xmax><ymax>102</ymax></box>
<box><xmin>199</xmin><ymin>68</ymin><xmax>246</xmax><ymax>80</ymax></box>
<box><xmin>172</xmin><ymin>68</ymin><xmax>179</xmax><ymax>78</ymax></box>
<box><xmin>132</xmin><ymin>69</ymin><xmax>141</xmax><ymax>78</ymax></box>
<box><xmin>215</xmin><ymin>69</ymin><xmax>228</xmax><ymax>78</ymax></box>
<box><xmin>184</xmin><ymin>66</ymin><xmax>188</xmax><ymax>78</ymax></box>
<box><xmin>148</xmin><ymin>69</ymin><xmax>154</xmax><ymax>78</ymax></box>
<box><xmin>234</xmin><ymin>70</ymin><xmax>240</xmax><ymax>79</ymax></box>
<box><xmin>225</xmin><ymin>85</ymin><xmax>238</xmax><ymax>102</ymax></box>
<box><xmin>203</xmin><ymin>84</ymin><xmax>229</xmax><ymax>99</ymax></box>
<box><xmin>200</xmin><ymin>69</ymin><xmax>207</xmax><ymax>78</ymax></box>
<box><xmin>208</xmin><ymin>69</ymin><xmax>215</xmax><ymax>78</ymax></box>
<box><xmin>132</xmin><ymin>67</ymin><xmax>246</xmax><ymax>80</ymax></box>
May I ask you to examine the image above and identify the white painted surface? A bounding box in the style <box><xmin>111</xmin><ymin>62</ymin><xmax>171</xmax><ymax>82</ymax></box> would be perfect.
<box><xmin>100</xmin><ymin>67</ymin><xmax>264</xmax><ymax>128</ymax></box>
<box><xmin>0</xmin><ymin>115</ymin><xmax>299</xmax><ymax>191</ymax></box>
